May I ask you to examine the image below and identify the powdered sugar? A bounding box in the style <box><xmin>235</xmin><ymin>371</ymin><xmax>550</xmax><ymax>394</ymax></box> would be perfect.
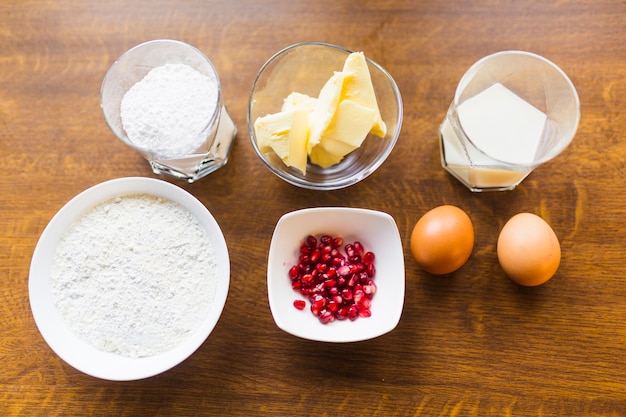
<box><xmin>120</xmin><ymin>63</ymin><xmax>219</xmax><ymax>159</ymax></box>
<box><xmin>51</xmin><ymin>193</ymin><xmax>218</xmax><ymax>358</ymax></box>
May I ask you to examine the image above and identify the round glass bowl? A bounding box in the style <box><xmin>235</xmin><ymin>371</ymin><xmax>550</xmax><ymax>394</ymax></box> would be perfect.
<box><xmin>248</xmin><ymin>42</ymin><xmax>403</xmax><ymax>190</ymax></box>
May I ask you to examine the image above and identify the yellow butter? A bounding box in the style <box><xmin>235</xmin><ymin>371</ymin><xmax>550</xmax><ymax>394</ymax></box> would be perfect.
<box><xmin>253</xmin><ymin>111</ymin><xmax>293</xmax><ymax>159</ymax></box>
<box><xmin>255</xmin><ymin>51</ymin><xmax>387</xmax><ymax>174</ymax></box>
<box><xmin>320</xmin><ymin>99</ymin><xmax>376</xmax><ymax>149</ymax></box>
<box><xmin>308</xmin><ymin>71</ymin><xmax>345</xmax><ymax>152</ymax></box>
<box><xmin>309</xmin><ymin>144</ymin><xmax>345</xmax><ymax>168</ymax></box>
<box><xmin>282</xmin><ymin>92</ymin><xmax>317</xmax><ymax>112</ymax></box>
<box><xmin>288</xmin><ymin>109</ymin><xmax>309</xmax><ymax>175</ymax></box>
<box><xmin>317</xmin><ymin>136</ymin><xmax>357</xmax><ymax>158</ymax></box>
<box><xmin>341</xmin><ymin>52</ymin><xmax>387</xmax><ymax>138</ymax></box>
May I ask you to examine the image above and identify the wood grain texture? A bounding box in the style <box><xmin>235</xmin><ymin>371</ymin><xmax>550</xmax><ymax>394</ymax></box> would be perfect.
<box><xmin>1</xmin><ymin>0</ymin><xmax>625</xmax><ymax>415</ymax></box>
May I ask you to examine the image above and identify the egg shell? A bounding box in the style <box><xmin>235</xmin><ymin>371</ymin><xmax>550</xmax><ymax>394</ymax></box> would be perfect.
<box><xmin>497</xmin><ymin>213</ymin><xmax>561</xmax><ymax>286</ymax></box>
<box><xmin>410</xmin><ymin>205</ymin><xmax>474</xmax><ymax>275</ymax></box>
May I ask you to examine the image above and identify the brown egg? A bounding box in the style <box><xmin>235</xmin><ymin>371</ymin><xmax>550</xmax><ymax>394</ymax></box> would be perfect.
<box><xmin>497</xmin><ymin>213</ymin><xmax>561</xmax><ymax>286</ymax></box>
<box><xmin>410</xmin><ymin>205</ymin><xmax>474</xmax><ymax>275</ymax></box>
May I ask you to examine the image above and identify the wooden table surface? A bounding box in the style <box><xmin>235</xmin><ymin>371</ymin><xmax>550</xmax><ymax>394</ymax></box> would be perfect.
<box><xmin>2</xmin><ymin>0</ymin><xmax>625</xmax><ymax>415</ymax></box>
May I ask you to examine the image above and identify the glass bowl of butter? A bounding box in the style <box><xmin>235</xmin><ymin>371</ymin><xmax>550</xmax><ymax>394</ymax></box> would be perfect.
<box><xmin>248</xmin><ymin>42</ymin><xmax>403</xmax><ymax>190</ymax></box>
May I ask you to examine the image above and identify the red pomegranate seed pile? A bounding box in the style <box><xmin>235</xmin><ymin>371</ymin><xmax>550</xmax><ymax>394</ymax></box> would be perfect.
<box><xmin>289</xmin><ymin>234</ymin><xmax>377</xmax><ymax>324</ymax></box>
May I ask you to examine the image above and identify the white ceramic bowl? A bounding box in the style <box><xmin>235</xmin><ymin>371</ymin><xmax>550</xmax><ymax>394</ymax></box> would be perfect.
<box><xmin>248</xmin><ymin>42</ymin><xmax>403</xmax><ymax>190</ymax></box>
<box><xmin>267</xmin><ymin>207</ymin><xmax>405</xmax><ymax>342</ymax></box>
<box><xmin>29</xmin><ymin>177</ymin><xmax>230</xmax><ymax>380</ymax></box>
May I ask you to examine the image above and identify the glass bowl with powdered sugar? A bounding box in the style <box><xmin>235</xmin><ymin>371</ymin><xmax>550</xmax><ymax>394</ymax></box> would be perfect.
<box><xmin>248</xmin><ymin>42</ymin><xmax>403</xmax><ymax>191</ymax></box>
<box><xmin>29</xmin><ymin>177</ymin><xmax>230</xmax><ymax>380</ymax></box>
<box><xmin>101</xmin><ymin>39</ymin><xmax>237</xmax><ymax>183</ymax></box>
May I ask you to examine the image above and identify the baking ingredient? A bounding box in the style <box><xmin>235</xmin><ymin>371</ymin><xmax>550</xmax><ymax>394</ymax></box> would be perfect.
<box><xmin>410</xmin><ymin>205</ymin><xmax>474</xmax><ymax>275</ymax></box>
<box><xmin>341</xmin><ymin>51</ymin><xmax>386</xmax><ymax>138</ymax></box>
<box><xmin>289</xmin><ymin>234</ymin><xmax>377</xmax><ymax>324</ymax></box>
<box><xmin>458</xmin><ymin>82</ymin><xmax>547</xmax><ymax>164</ymax></box>
<box><xmin>51</xmin><ymin>194</ymin><xmax>218</xmax><ymax>358</ymax></box>
<box><xmin>253</xmin><ymin>52</ymin><xmax>386</xmax><ymax>174</ymax></box>
<box><xmin>497</xmin><ymin>213</ymin><xmax>561</xmax><ymax>286</ymax></box>
<box><xmin>440</xmin><ymin>82</ymin><xmax>547</xmax><ymax>189</ymax></box>
<box><xmin>121</xmin><ymin>63</ymin><xmax>219</xmax><ymax>159</ymax></box>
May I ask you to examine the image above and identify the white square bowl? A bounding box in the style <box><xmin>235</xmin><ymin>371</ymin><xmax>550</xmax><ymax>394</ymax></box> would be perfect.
<box><xmin>267</xmin><ymin>207</ymin><xmax>405</xmax><ymax>342</ymax></box>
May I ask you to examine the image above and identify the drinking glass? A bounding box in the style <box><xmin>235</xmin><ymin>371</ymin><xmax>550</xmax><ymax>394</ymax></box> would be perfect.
<box><xmin>101</xmin><ymin>40</ymin><xmax>236</xmax><ymax>183</ymax></box>
<box><xmin>440</xmin><ymin>51</ymin><xmax>580</xmax><ymax>191</ymax></box>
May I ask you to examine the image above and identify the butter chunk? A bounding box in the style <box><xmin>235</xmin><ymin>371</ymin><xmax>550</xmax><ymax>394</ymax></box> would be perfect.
<box><xmin>308</xmin><ymin>71</ymin><xmax>345</xmax><ymax>152</ymax></box>
<box><xmin>288</xmin><ymin>109</ymin><xmax>310</xmax><ymax>175</ymax></box>
<box><xmin>282</xmin><ymin>92</ymin><xmax>317</xmax><ymax>112</ymax></box>
<box><xmin>321</xmin><ymin>99</ymin><xmax>376</xmax><ymax>149</ymax></box>
<box><xmin>309</xmin><ymin>144</ymin><xmax>345</xmax><ymax>168</ymax></box>
<box><xmin>341</xmin><ymin>52</ymin><xmax>387</xmax><ymax>138</ymax></box>
<box><xmin>317</xmin><ymin>137</ymin><xmax>357</xmax><ymax>158</ymax></box>
<box><xmin>253</xmin><ymin>110</ymin><xmax>293</xmax><ymax>160</ymax></box>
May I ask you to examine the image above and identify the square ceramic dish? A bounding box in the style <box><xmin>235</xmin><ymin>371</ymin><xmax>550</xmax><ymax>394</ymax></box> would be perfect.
<box><xmin>267</xmin><ymin>207</ymin><xmax>405</xmax><ymax>342</ymax></box>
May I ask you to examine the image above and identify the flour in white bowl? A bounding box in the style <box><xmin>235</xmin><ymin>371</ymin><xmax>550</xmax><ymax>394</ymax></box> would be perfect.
<box><xmin>51</xmin><ymin>194</ymin><xmax>218</xmax><ymax>358</ymax></box>
<box><xmin>120</xmin><ymin>63</ymin><xmax>219</xmax><ymax>159</ymax></box>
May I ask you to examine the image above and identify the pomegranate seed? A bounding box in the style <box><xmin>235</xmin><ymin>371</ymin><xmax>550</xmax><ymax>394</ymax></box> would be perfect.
<box><xmin>348</xmin><ymin>255</ymin><xmax>361</xmax><ymax>264</ymax></box>
<box><xmin>363</xmin><ymin>251</ymin><xmax>375</xmax><ymax>264</ymax></box>
<box><xmin>319</xmin><ymin>310</ymin><xmax>334</xmax><ymax>323</ymax></box>
<box><xmin>288</xmin><ymin>234</ymin><xmax>377</xmax><ymax>324</ymax></box>
<box><xmin>288</xmin><ymin>265</ymin><xmax>300</xmax><ymax>280</ymax></box>
<box><xmin>326</xmin><ymin>267</ymin><xmax>337</xmax><ymax>278</ymax></box>
<box><xmin>358</xmin><ymin>297</ymin><xmax>372</xmax><ymax>310</ymax></box>
<box><xmin>353</xmin><ymin>241</ymin><xmax>364</xmax><ymax>256</ymax></box>
<box><xmin>337</xmin><ymin>265</ymin><xmax>351</xmax><ymax>276</ymax></box>
<box><xmin>367</xmin><ymin>262</ymin><xmax>376</xmax><ymax>278</ymax></box>
<box><xmin>347</xmin><ymin>274</ymin><xmax>358</xmax><ymax>287</ymax></box>
<box><xmin>311</xmin><ymin>294</ymin><xmax>326</xmax><ymax>309</ymax></box>
<box><xmin>301</xmin><ymin>273</ymin><xmax>314</xmax><ymax>287</ymax></box>
<box><xmin>333</xmin><ymin>257</ymin><xmax>345</xmax><ymax>267</ymax></box>
<box><xmin>323</xmin><ymin>278</ymin><xmax>337</xmax><ymax>288</ymax></box>
<box><xmin>347</xmin><ymin>305</ymin><xmax>358</xmax><ymax>320</ymax></box>
<box><xmin>363</xmin><ymin>281</ymin><xmax>377</xmax><ymax>295</ymax></box>
<box><xmin>311</xmin><ymin>305</ymin><xmax>322</xmax><ymax>316</ymax></box>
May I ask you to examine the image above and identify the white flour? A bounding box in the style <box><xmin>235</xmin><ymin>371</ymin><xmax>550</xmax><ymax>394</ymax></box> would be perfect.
<box><xmin>51</xmin><ymin>194</ymin><xmax>218</xmax><ymax>358</ymax></box>
<box><xmin>120</xmin><ymin>63</ymin><xmax>219</xmax><ymax>159</ymax></box>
